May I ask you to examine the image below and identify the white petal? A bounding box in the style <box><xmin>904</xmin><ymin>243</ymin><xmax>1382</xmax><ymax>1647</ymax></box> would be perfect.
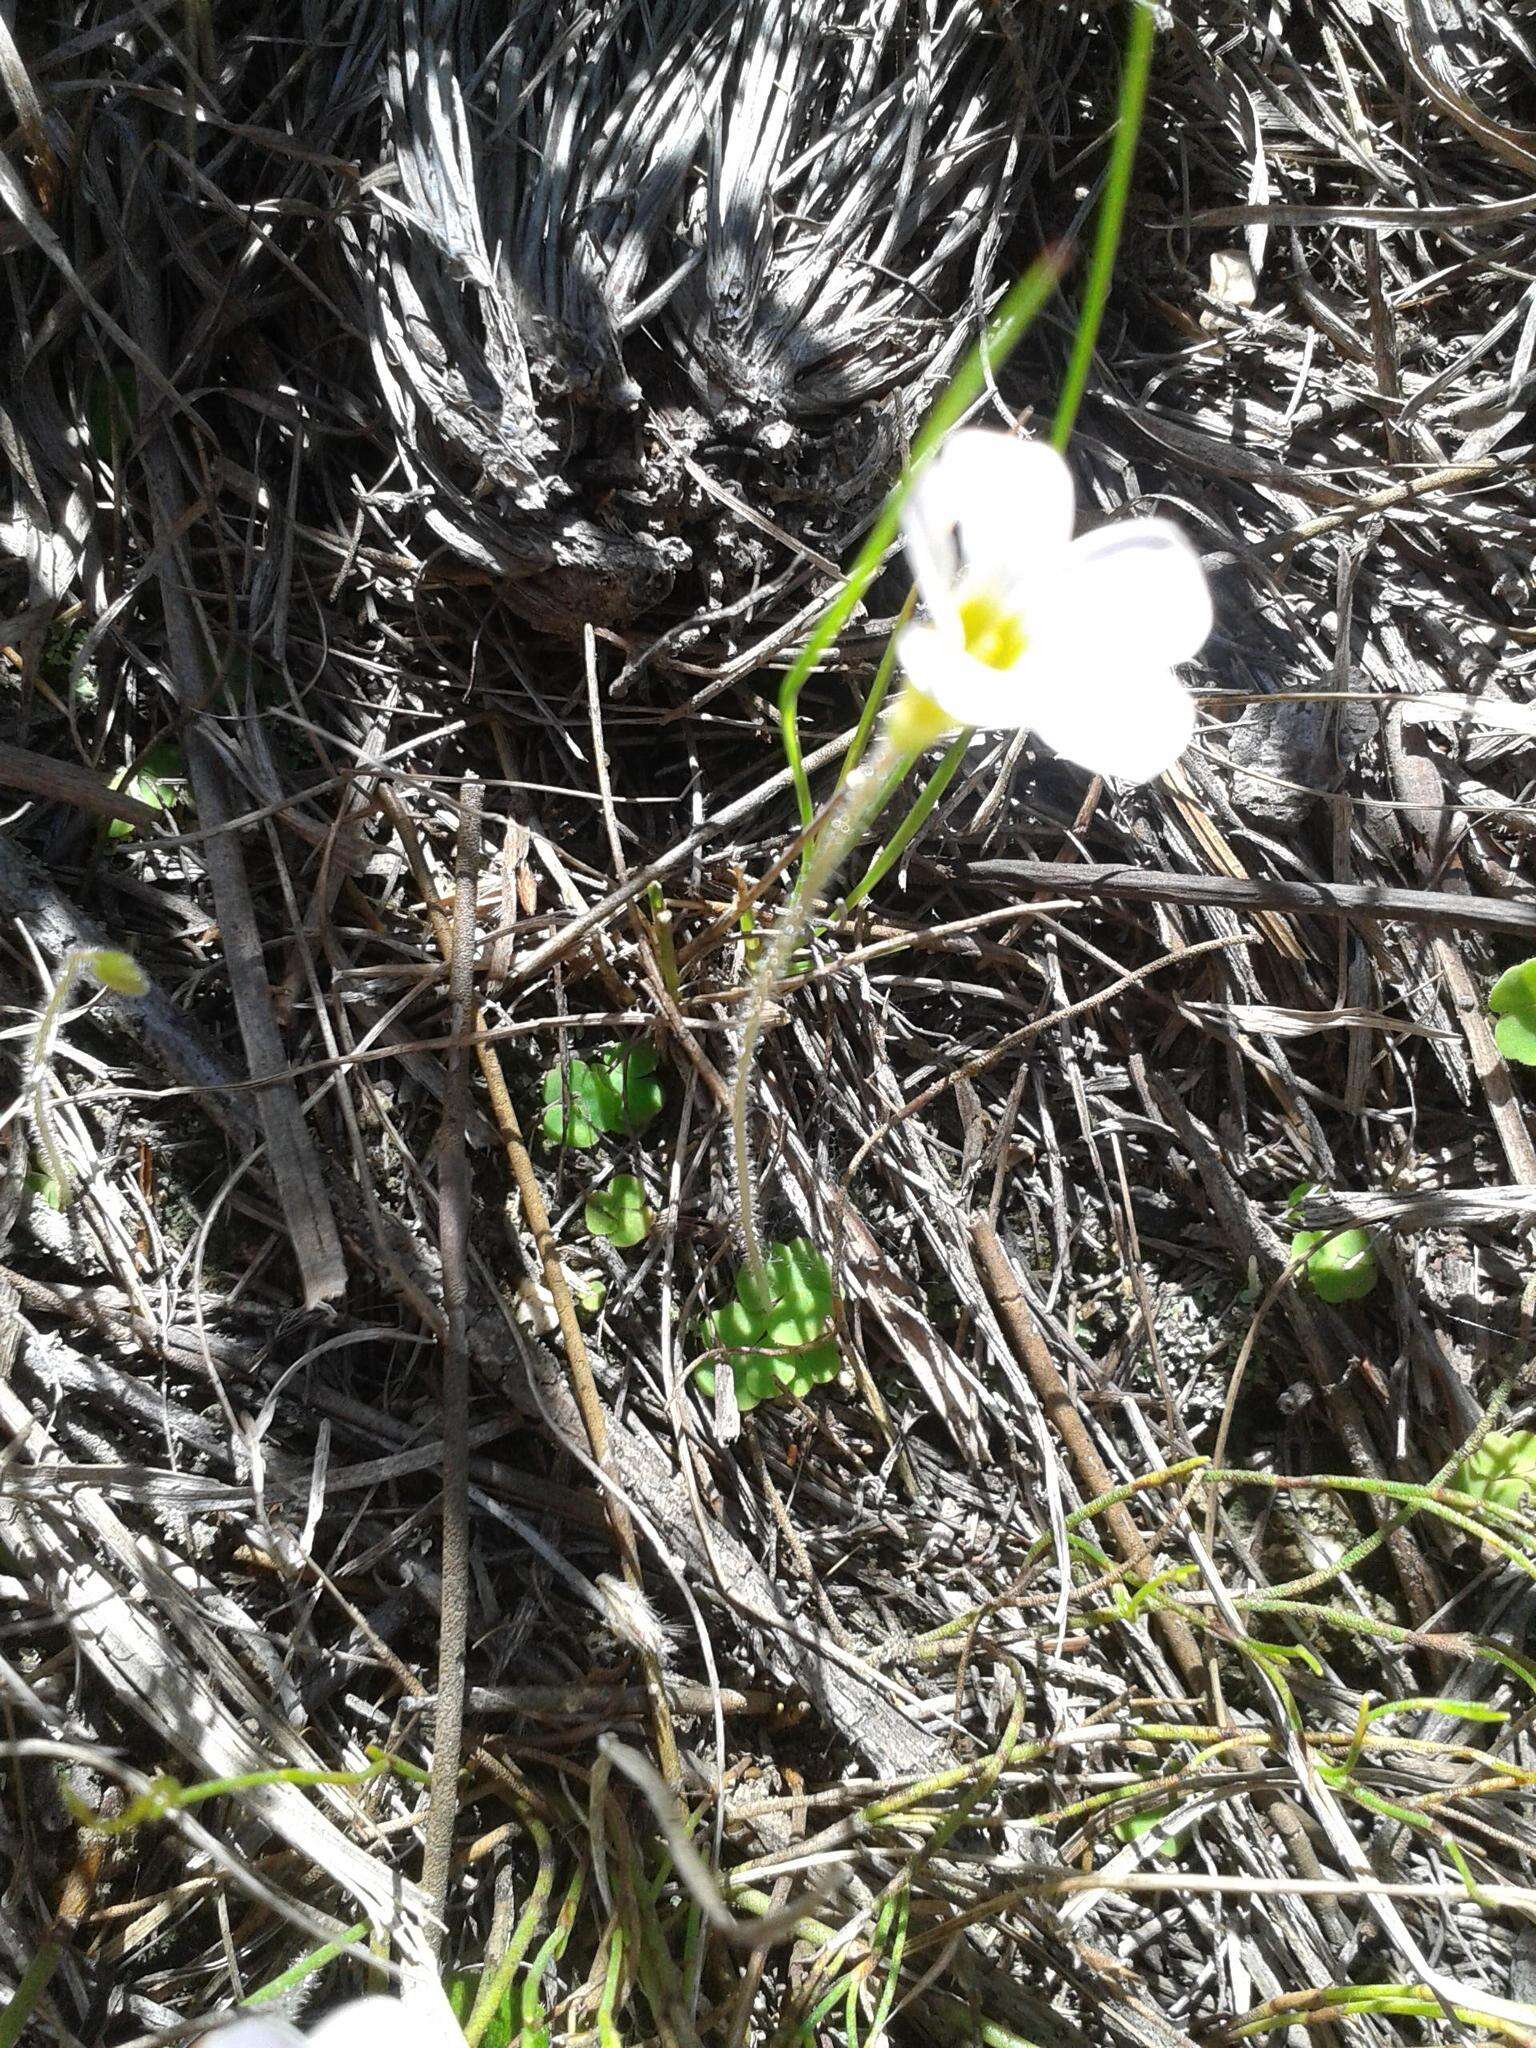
<box><xmin>897</xmin><ymin>624</ymin><xmax>1032</xmax><ymax>731</ymax></box>
<box><xmin>195</xmin><ymin>2021</ymin><xmax>305</xmax><ymax>2048</ymax></box>
<box><xmin>1062</xmin><ymin>519</ymin><xmax>1212</xmax><ymax>670</ymax></box>
<box><xmin>902</xmin><ymin>430</ymin><xmax>1074</xmax><ymax>614</ymax></box>
<box><xmin>1027</xmin><ymin>663</ymin><xmax>1196</xmax><ymax>783</ymax></box>
<box><xmin>308</xmin><ymin>1999</ymin><xmax>422</xmax><ymax>2048</ymax></box>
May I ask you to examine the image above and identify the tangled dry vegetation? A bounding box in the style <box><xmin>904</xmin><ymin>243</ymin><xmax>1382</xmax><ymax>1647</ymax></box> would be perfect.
<box><xmin>4</xmin><ymin>2</ymin><xmax>1536</xmax><ymax>2044</ymax></box>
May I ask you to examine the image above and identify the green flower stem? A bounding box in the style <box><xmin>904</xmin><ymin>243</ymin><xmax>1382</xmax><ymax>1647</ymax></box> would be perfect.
<box><xmin>777</xmin><ymin>248</ymin><xmax>1065</xmax><ymax>828</ymax></box>
<box><xmin>843</xmin><ymin>731</ymin><xmax>969</xmax><ymax>912</ymax></box>
<box><xmin>837</xmin><ymin>589</ymin><xmax>915</xmax><ymax>790</ymax></box>
<box><xmin>732</xmin><ymin>732</ymin><xmax>912</xmax><ymax>1279</ymax></box>
<box><xmin>1050</xmin><ymin>0</ymin><xmax>1157</xmax><ymax>453</ymax></box>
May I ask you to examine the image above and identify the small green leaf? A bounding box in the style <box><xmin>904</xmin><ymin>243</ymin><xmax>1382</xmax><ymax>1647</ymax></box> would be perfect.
<box><xmin>1450</xmin><ymin>1429</ymin><xmax>1536</xmax><ymax>1513</ymax></box>
<box><xmin>24</xmin><ymin>1171</ymin><xmax>65</xmax><ymax>1212</ymax></box>
<box><xmin>1489</xmin><ymin>958</ymin><xmax>1536</xmax><ymax>1066</ymax></box>
<box><xmin>109</xmin><ymin>741</ymin><xmax>185</xmax><ymax>839</ymax></box>
<box><xmin>699</xmin><ymin>1239</ymin><xmax>838</xmax><ymax>1410</ymax></box>
<box><xmin>1111</xmin><ymin>1801</ymin><xmax>1189</xmax><ymax>1856</ymax></box>
<box><xmin>1290</xmin><ymin>1225</ymin><xmax>1379</xmax><ymax>1304</ymax></box>
<box><xmin>585</xmin><ymin>1174</ymin><xmax>652</xmax><ymax>1248</ymax></box>
<box><xmin>539</xmin><ymin>1044</ymin><xmax>664</xmax><ymax>1148</ymax></box>
<box><xmin>573</xmin><ymin>1274</ymin><xmax>608</xmax><ymax>1317</ymax></box>
<box><xmin>540</xmin><ymin>1073</ymin><xmax>599</xmax><ymax>1149</ymax></box>
<box><xmin>1111</xmin><ymin>1768</ymin><xmax>1194</xmax><ymax>1856</ymax></box>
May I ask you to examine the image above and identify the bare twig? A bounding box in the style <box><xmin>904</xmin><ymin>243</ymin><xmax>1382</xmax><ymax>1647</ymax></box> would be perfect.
<box><xmin>420</xmin><ymin>780</ymin><xmax>480</xmax><ymax>1939</ymax></box>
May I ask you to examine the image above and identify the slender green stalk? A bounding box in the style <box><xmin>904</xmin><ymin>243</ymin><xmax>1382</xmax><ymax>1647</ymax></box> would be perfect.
<box><xmin>837</xmin><ymin>591</ymin><xmax>915</xmax><ymax>789</ymax></box>
<box><xmin>596</xmin><ymin>1925</ymin><xmax>626</xmax><ymax>2048</ymax></box>
<box><xmin>1050</xmin><ymin>0</ymin><xmax>1156</xmax><ymax>451</ymax></box>
<box><xmin>843</xmin><ymin>733</ymin><xmax>968</xmax><ymax>912</ymax></box>
<box><xmin>865</xmin><ymin>1888</ymin><xmax>909</xmax><ymax>2046</ymax></box>
<box><xmin>240</xmin><ymin>1925</ymin><xmax>370</xmax><ymax>2010</ymax></box>
<box><xmin>778</xmin><ymin>248</ymin><xmax>1065</xmax><ymax>826</ymax></box>
<box><xmin>732</xmin><ymin>734</ymin><xmax>910</xmax><ymax>1277</ymax></box>
<box><xmin>0</xmin><ymin>1943</ymin><xmax>60</xmax><ymax>2048</ymax></box>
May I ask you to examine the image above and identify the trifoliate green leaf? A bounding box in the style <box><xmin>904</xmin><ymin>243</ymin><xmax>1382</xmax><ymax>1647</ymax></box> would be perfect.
<box><xmin>699</xmin><ymin>1238</ymin><xmax>838</xmax><ymax>1411</ymax></box>
<box><xmin>1489</xmin><ymin>959</ymin><xmax>1536</xmax><ymax>1066</ymax></box>
<box><xmin>585</xmin><ymin>1174</ymin><xmax>652</xmax><ymax>1248</ymax></box>
<box><xmin>539</xmin><ymin>1043</ymin><xmax>664</xmax><ymax>1148</ymax></box>
<box><xmin>1290</xmin><ymin>1225</ymin><xmax>1378</xmax><ymax>1304</ymax></box>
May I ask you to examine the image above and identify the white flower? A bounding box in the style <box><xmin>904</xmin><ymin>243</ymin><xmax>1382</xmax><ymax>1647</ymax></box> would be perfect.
<box><xmin>890</xmin><ymin>429</ymin><xmax>1212</xmax><ymax>783</ymax></box>
<box><xmin>201</xmin><ymin>1996</ymin><xmax>428</xmax><ymax>2048</ymax></box>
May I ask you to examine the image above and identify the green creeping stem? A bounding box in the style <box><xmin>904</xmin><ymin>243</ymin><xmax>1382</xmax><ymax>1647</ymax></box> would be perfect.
<box><xmin>894</xmin><ymin>1457</ymin><xmax>1209</xmax><ymax>1663</ymax></box>
<box><xmin>72</xmin><ymin>1750</ymin><xmax>428</xmax><ymax>1837</ymax></box>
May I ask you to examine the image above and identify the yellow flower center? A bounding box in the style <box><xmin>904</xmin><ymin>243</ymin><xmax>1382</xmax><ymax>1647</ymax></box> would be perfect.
<box><xmin>958</xmin><ymin>588</ymin><xmax>1027</xmax><ymax>670</ymax></box>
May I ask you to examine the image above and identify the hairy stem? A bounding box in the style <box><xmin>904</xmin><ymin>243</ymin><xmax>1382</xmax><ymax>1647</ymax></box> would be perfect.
<box><xmin>25</xmin><ymin>950</ymin><xmax>86</xmax><ymax>1201</ymax></box>
<box><xmin>732</xmin><ymin>734</ymin><xmax>905</xmax><ymax>1279</ymax></box>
